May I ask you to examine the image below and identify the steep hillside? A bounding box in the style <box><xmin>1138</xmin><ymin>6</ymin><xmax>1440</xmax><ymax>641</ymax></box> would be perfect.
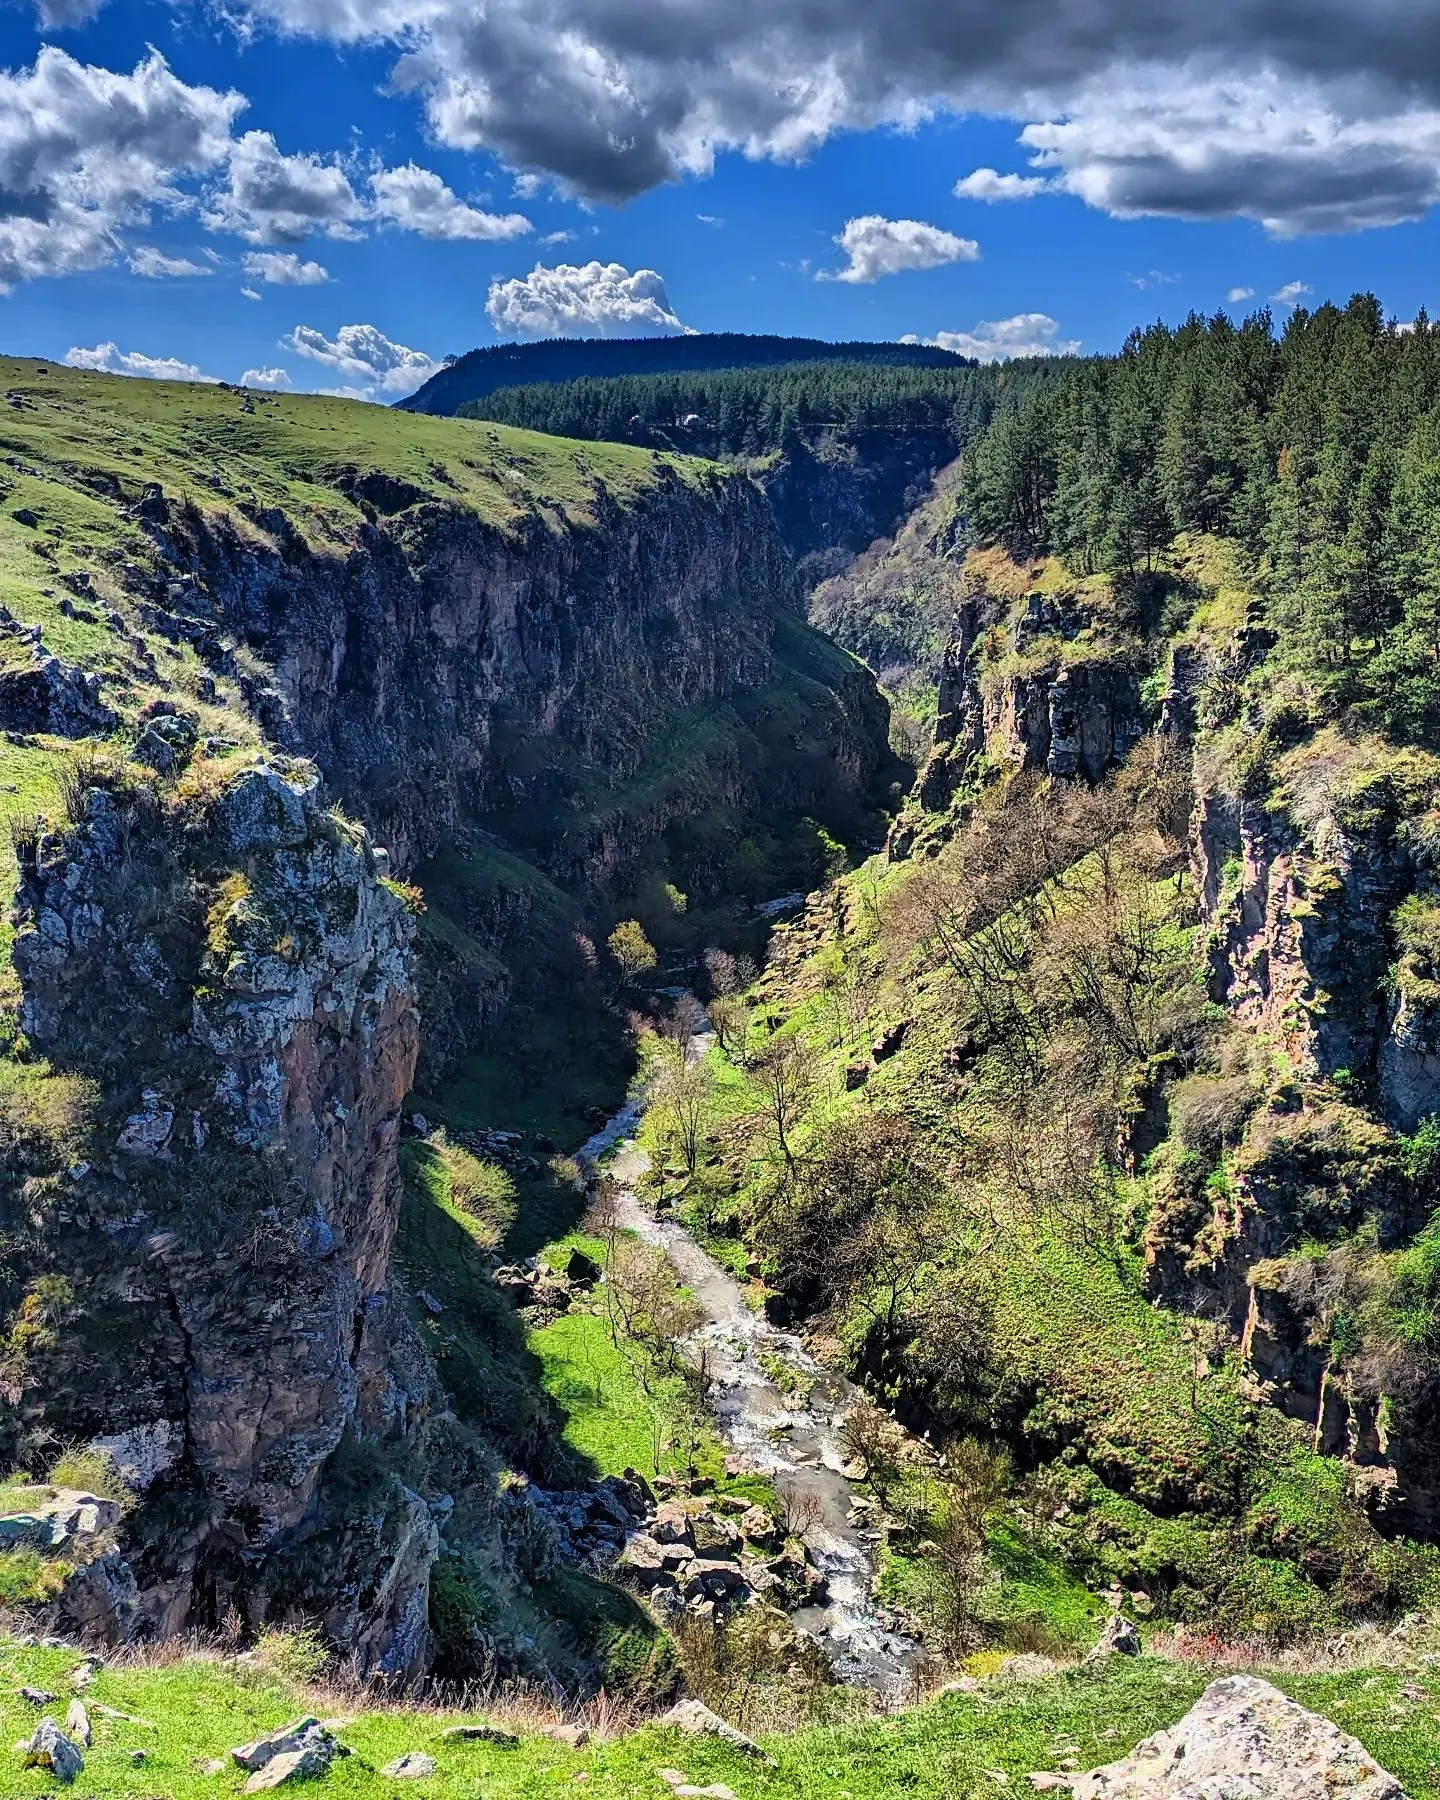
<box><xmin>0</xmin><ymin>357</ymin><xmax>892</xmax><ymax>1684</ymax></box>
<box><xmin>400</xmin><ymin>333</ymin><xmax>970</xmax><ymax>417</ymax></box>
<box><xmin>619</xmin><ymin>301</ymin><xmax>1440</xmax><ymax>1660</ymax></box>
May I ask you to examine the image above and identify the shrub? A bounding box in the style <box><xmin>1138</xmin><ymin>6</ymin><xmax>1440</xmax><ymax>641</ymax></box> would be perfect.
<box><xmin>0</xmin><ymin>1061</ymin><xmax>100</xmax><ymax>1175</ymax></box>
<box><xmin>47</xmin><ymin>1447</ymin><xmax>130</xmax><ymax>1508</ymax></box>
<box><xmin>249</xmin><ymin>1625</ymin><xmax>330</xmax><ymax>1685</ymax></box>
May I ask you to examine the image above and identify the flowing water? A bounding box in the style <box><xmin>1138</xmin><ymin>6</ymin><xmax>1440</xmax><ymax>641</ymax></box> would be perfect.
<box><xmin>578</xmin><ymin>1047</ymin><xmax>922</xmax><ymax>1691</ymax></box>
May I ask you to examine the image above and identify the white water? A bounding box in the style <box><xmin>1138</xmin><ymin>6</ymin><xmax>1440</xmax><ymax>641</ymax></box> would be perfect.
<box><xmin>578</xmin><ymin>1045</ymin><xmax>921</xmax><ymax>1691</ymax></box>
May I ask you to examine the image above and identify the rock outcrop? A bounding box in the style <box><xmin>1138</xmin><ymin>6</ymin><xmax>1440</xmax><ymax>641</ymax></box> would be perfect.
<box><xmin>1067</xmin><ymin>1676</ymin><xmax>1401</xmax><ymax>1800</ymax></box>
<box><xmin>5</xmin><ymin>757</ymin><xmax>427</xmax><ymax>1672</ymax></box>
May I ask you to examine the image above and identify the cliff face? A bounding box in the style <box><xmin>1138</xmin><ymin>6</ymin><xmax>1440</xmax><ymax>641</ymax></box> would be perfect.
<box><xmin>137</xmin><ymin>470</ymin><xmax>799</xmax><ymax>876</ymax></box>
<box><xmin>761</xmin><ymin>428</ymin><xmax>955</xmax><ymax>588</ymax></box>
<box><xmin>7</xmin><ymin>758</ymin><xmax>430</xmax><ymax>1670</ymax></box>
<box><xmin>0</xmin><ymin>363</ymin><xmax>894</xmax><ymax>1677</ymax></box>
<box><xmin>888</xmin><ymin>537</ymin><xmax>1440</xmax><ymax>1543</ymax></box>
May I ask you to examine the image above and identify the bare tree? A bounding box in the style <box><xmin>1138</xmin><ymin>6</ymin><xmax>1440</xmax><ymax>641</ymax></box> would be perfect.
<box><xmin>751</xmin><ymin>1034</ymin><xmax>819</xmax><ymax>1170</ymax></box>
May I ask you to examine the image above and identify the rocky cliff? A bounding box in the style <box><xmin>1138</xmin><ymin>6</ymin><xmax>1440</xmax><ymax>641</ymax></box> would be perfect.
<box><xmin>0</xmin><ymin>361</ymin><xmax>893</xmax><ymax>1678</ymax></box>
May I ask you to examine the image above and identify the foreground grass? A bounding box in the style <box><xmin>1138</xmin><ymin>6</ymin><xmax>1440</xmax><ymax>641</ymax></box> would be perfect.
<box><xmin>2</xmin><ymin>1643</ymin><xmax>1438</xmax><ymax>1798</ymax></box>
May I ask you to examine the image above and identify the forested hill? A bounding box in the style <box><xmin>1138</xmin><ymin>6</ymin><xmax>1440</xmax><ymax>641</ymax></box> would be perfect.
<box><xmin>400</xmin><ymin>330</ymin><xmax>971</xmax><ymax>416</ymax></box>
<box><xmin>455</xmin><ymin>359</ymin><xmax>1048</xmax><ymax>458</ymax></box>
<box><xmin>962</xmin><ymin>292</ymin><xmax>1440</xmax><ymax>737</ymax></box>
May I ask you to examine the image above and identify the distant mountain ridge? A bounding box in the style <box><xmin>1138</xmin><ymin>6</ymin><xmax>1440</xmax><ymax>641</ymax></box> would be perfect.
<box><xmin>399</xmin><ymin>331</ymin><xmax>971</xmax><ymax>415</ymax></box>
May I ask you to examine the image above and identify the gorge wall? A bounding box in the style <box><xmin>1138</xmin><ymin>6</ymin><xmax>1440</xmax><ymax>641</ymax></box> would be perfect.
<box><xmin>0</xmin><ymin>361</ymin><xmax>892</xmax><ymax>1679</ymax></box>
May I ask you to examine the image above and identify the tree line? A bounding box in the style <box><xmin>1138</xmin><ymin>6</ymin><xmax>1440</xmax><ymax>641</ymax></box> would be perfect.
<box><xmin>459</xmin><ymin>358</ymin><xmax>1063</xmax><ymax>460</ymax></box>
<box><xmin>961</xmin><ymin>293</ymin><xmax>1440</xmax><ymax>734</ymax></box>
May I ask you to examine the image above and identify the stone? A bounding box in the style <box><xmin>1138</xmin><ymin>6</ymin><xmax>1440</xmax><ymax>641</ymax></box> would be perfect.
<box><xmin>131</xmin><ymin>710</ymin><xmax>198</xmax><ymax>774</ymax></box>
<box><xmin>737</xmin><ymin>1505</ymin><xmax>779</xmax><ymax>1550</ymax></box>
<box><xmin>441</xmin><ymin>1724</ymin><xmax>519</xmax><ymax>1747</ymax></box>
<box><xmin>661</xmin><ymin>1700</ymin><xmax>766</xmax><ymax>1759</ymax></box>
<box><xmin>64</xmin><ymin>1700</ymin><xmax>90</xmax><ymax>1746</ymax></box>
<box><xmin>23</xmin><ymin>1719</ymin><xmax>84</xmax><ymax>1782</ymax></box>
<box><xmin>1086</xmin><ymin>1615</ymin><xmax>1140</xmax><ymax>1659</ymax></box>
<box><xmin>550</xmin><ymin>1724</ymin><xmax>591</xmax><ymax>1748</ymax></box>
<box><xmin>213</xmin><ymin>765</ymin><xmax>310</xmax><ymax>855</ymax></box>
<box><xmin>675</xmin><ymin>1787</ymin><xmax>737</xmax><ymax>1800</ymax></box>
<box><xmin>1069</xmin><ymin>1676</ymin><xmax>1401</xmax><ymax>1800</ymax></box>
<box><xmin>19</xmin><ymin>1687</ymin><xmax>56</xmax><ymax>1705</ymax></box>
<box><xmin>565</xmin><ymin>1247</ymin><xmax>602</xmax><ymax>1287</ymax></box>
<box><xmin>651</xmin><ymin>1503</ymin><xmax>696</xmax><ymax>1547</ymax></box>
<box><xmin>116</xmin><ymin>1091</ymin><xmax>175</xmax><ymax>1157</ymax></box>
<box><xmin>232</xmin><ymin>1717</ymin><xmax>336</xmax><ymax>1774</ymax></box>
<box><xmin>245</xmin><ymin>1743</ymin><xmax>334</xmax><ymax>1790</ymax></box>
<box><xmin>383</xmin><ymin>1752</ymin><xmax>438</xmax><ymax>1778</ymax></box>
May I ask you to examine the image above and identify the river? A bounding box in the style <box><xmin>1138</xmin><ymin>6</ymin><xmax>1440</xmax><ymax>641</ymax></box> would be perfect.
<box><xmin>578</xmin><ymin>1050</ymin><xmax>922</xmax><ymax>1692</ymax></box>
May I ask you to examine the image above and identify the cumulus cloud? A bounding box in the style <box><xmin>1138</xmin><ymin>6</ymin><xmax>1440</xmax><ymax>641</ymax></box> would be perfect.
<box><xmin>205</xmin><ymin>130</ymin><xmax>364</xmax><ymax>244</ymax></box>
<box><xmin>953</xmin><ymin>168</ymin><xmax>1050</xmax><ymax>202</ymax></box>
<box><xmin>217</xmin><ymin>0</ymin><xmax>1440</xmax><ymax>233</ymax></box>
<box><xmin>241</xmin><ymin>365</ymin><xmax>292</xmax><ymax>388</ymax></box>
<box><xmin>1017</xmin><ymin>69</ymin><xmax>1440</xmax><ymax>237</ymax></box>
<box><xmin>283</xmin><ymin>320</ymin><xmax>441</xmax><ymax>396</ymax></box>
<box><xmin>1228</xmin><ymin>285</ymin><xmax>1256</xmax><ymax>302</ymax></box>
<box><xmin>1271</xmin><ymin>279</ymin><xmax>1312</xmax><ymax>306</ymax></box>
<box><xmin>243</xmin><ymin>249</ymin><xmax>330</xmax><ymax>284</ymax></box>
<box><xmin>823</xmin><ymin>215</ymin><xmax>979</xmax><ymax>283</ymax></box>
<box><xmin>369</xmin><ymin>163</ymin><xmax>530</xmax><ymax>239</ymax></box>
<box><xmin>486</xmin><ymin>261</ymin><xmax>690</xmax><ymax>339</ymax></box>
<box><xmin>904</xmin><ymin>313</ymin><xmax>1080</xmax><ymax>362</ymax></box>
<box><xmin>65</xmin><ymin>342</ymin><xmax>220</xmax><ymax>382</ymax></box>
<box><xmin>0</xmin><ymin>48</ymin><xmax>243</xmax><ymax>292</ymax></box>
<box><xmin>128</xmin><ymin>246</ymin><xmax>212</xmax><ymax>278</ymax></box>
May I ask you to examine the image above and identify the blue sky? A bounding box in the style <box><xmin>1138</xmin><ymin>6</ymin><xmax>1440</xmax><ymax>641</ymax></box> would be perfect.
<box><xmin>5</xmin><ymin>0</ymin><xmax>1440</xmax><ymax>396</ymax></box>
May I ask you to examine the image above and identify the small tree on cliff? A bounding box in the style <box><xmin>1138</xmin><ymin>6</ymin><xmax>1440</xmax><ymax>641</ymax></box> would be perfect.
<box><xmin>607</xmin><ymin>919</ymin><xmax>656</xmax><ymax>993</ymax></box>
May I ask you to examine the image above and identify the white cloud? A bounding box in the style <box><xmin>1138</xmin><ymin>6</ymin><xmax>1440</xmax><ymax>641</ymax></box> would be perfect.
<box><xmin>315</xmin><ymin>384</ymin><xmax>377</xmax><ymax>400</ymax></box>
<box><xmin>369</xmin><ymin>163</ymin><xmax>530</xmax><ymax>239</ymax></box>
<box><xmin>486</xmin><ymin>261</ymin><xmax>690</xmax><ymax>338</ymax></box>
<box><xmin>212</xmin><ymin>0</ymin><xmax>1440</xmax><ymax>236</ymax></box>
<box><xmin>904</xmin><ymin>313</ymin><xmax>1080</xmax><ymax>362</ymax></box>
<box><xmin>1271</xmin><ymin>279</ymin><xmax>1312</xmax><ymax>306</ymax></box>
<box><xmin>953</xmin><ymin>168</ymin><xmax>1050</xmax><ymax>202</ymax></box>
<box><xmin>823</xmin><ymin>215</ymin><xmax>979</xmax><ymax>283</ymax></box>
<box><xmin>241</xmin><ymin>285</ymin><xmax>262</xmax><ymax>300</ymax></box>
<box><xmin>243</xmin><ymin>249</ymin><xmax>330</xmax><ymax>284</ymax></box>
<box><xmin>65</xmin><ymin>342</ymin><xmax>220</xmax><ymax>382</ymax></box>
<box><xmin>241</xmin><ymin>365</ymin><xmax>292</xmax><ymax>388</ymax></box>
<box><xmin>539</xmin><ymin>229</ymin><xmax>574</xmax><ymax>245</ymax></box>
<box><xmin>1127</xmin><ymin>268</ymin><xmax>1178</xmax><ymax>289</ymax></box>
<box><xmin>205</xmin><ymin>130</ymin><xmax>365</xmax><ymax>244</ymax></box>
<box><xmin>1019</xmin><ymin>69</ymin><xmax>1440</xmax><ymax>237</ymax></box>
<box><xmin>283</xmin><ymin>320</ymin><xmax>442</xmax><ymax>396</ymax></box>
<box><xmin>128</xmin><ymin>246</ymin><xmax>212</xmax><ymax>278</ymax></box>
<box><xmin>1227</xmin><ymin>285</ymin><xmax>1256</xmax><ymax>302</ymax></box>
<box><xmin>0</xmin><ymin>48</ymin><xmax>243</xmax><ymax>292</ymax></box>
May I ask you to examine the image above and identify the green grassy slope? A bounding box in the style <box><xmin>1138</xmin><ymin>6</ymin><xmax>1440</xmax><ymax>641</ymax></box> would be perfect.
<box><xmin>2</xmin><ymin>1639</ymin><xmax>1438</xmax><ymax>1798</ymax></box>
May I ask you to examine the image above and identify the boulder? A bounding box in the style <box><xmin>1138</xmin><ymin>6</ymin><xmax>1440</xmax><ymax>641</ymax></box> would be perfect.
<box><xmin>565</xmin><ymin>1248</ymin><xmax>602</xmax><ymax>1287</ymax></box>
<box><xmin>682</xmin><ymin>1559</ymin><xmax>748</xmax><ymax>1602</ymax></box>
<box><xmin>23</xmin><ymin>1719</ymin><xmax>84</xmax><ymax>1783</ymax></box>
<box><xmin>661</xmin><ymin>1699</ymin><xmax>766</xmax><ymax>1760</ymax></box>
<box><xmin>232</xmin><ymin>1717</ymin><xmax>339</xmax><ymax>1779</ymax></box>
<box><xmin>440</xmin><ymin>1724</ymin><xmax>519</xmax><ymax>1747</ymax></box>
<box><xmin>1069</xmin><ymin>1676</ymin><xmax>1401</xmax><ymax>1800</ymax></box>
<box><xmin>651</xmin><ymin>1503</ymin><xmax>696</xmax><ymax>1548</ymax></box>
<box><xmin>383</xmin><ymin>1752</ymin><xmax>438</xmax><ymax>1778</ymax></box>
<box><xmin>64</xmin><ymin>1700</ymin><xmax>91</xmax><ymax>1747</ymax></box>
<box><xmin>1087</xmin><ymin>1614</ymin><xmax>1141</xmax><ymax>1659</ymax></box>
<box><xmin>131</xmin><ymin>711</ymin><xmax>198</xmax><ymax>774</ymax></box>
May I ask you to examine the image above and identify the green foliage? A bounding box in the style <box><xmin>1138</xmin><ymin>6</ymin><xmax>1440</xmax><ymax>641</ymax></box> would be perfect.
<box><xmin>45</xmin><ymin>1446</ymin><xmax>130</xmax><ymax>1507</ymax></box>
<box><xmin>457</xmin><ymin>359</ymin><xmax>1062</xmax><ymax>461</ymax></box>
<box><xmin>958</xmin><ymin>295</ymin><xmax>1440</xmax><ymax>737</ymax></box>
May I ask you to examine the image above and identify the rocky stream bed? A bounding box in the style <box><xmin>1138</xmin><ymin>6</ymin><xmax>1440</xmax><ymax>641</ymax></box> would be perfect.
<box><xmin>577</xmin><ymin>1052</ymin><xmax>922</xmax><ymax>1692</ymax></box>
